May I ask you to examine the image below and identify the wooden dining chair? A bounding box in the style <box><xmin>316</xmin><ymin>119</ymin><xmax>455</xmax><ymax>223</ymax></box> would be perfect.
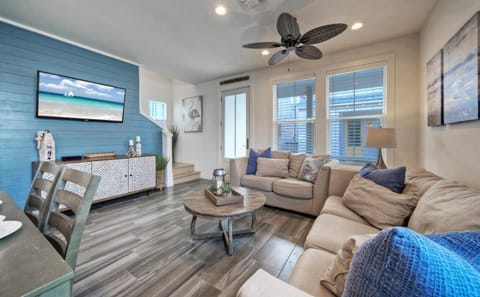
<box><xmin>43</xmin><ymin>167</ymin><xmax>101</xmax><ymax>270</ymax></box>
<box><xmin>24</xmin><ymin>161</ymin><xmax>63</xmax><ymax>231</ymax></box>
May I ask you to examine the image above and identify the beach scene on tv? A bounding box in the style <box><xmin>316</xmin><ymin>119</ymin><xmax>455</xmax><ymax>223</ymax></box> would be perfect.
<box><xmin>37</xmin><ymin>72</ymin><xmax>126</xmax><ymax>122</ymax></box>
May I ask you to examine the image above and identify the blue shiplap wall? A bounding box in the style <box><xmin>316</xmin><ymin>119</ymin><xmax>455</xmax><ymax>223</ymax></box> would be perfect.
<box><xmin>0</xmin><ymin>22</ymin><xmax>162</xmax><ymax>207</ymax></box>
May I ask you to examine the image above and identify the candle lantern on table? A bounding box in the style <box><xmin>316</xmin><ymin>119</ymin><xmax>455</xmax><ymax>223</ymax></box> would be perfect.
<box><xmin>210</xmin><ymin>168</ymin><xmax>226</xmax><ymax>195</ymax></box>
<box><xmin>126</xmin><ymin>139</ymin><xmax>137</xmax><ymax>157</ymax></box>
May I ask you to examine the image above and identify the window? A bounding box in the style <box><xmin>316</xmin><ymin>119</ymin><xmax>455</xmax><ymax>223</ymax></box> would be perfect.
<box><xmin>274</xmin><ymin>77</ymin><xmax>315</xmax><ymax>154</ymax></box>
<box><xmin>327</xmin><ymin>66</ymin><xmax>385</xmax><ymax>164</ymax></box>
<box><xmin>149</xmin><ymin>100</ymin><xmax>167</xmax><ymax>123</ymax></box>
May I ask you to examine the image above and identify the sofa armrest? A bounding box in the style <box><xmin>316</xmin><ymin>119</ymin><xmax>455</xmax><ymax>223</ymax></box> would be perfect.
<box><xmin>237</xmin><ymin>269</ymin><xmax>314</xmax><ymax>297</ymax></box>
<box><xmin>230</xmin><ymin>157</ymin><xmax>248</xmax><ymax>187</ymax></box>
<box><xmin>328</xmin><ymin>166</ymin><xmax>359</xmax><ymax>197</ymax></box>
<box><xmin>312</xmin><ymin>166</ymin><xmax>331</xmax><ymax>215</ymax></box>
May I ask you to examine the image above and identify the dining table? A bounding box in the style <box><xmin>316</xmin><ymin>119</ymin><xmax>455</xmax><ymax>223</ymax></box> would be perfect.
<box><xmin>0</xmin><ymin>191</ymin><xmax>74</xmax><ymax>297</ymax></box>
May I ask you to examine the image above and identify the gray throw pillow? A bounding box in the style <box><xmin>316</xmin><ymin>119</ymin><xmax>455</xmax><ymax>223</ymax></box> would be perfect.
<box><xmin>298</xmin><ymin>157</ymin><xmax>328</xmax><ymax>183</ymax></box>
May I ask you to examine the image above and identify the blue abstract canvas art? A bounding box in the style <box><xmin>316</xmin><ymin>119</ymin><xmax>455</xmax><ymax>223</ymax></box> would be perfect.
<box><xmin>427</xmin><ymin>50</ymin><xmax>443</xmax><ymax>126</ymax></box>
<box><xmin>443</xmin><ymin>12</ymin><xmax>480</xmax><ymax>124</ymax></box>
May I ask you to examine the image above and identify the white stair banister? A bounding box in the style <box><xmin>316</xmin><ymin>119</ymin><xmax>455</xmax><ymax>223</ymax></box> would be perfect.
<box><xmin>140</xmin><ymin>112</ymin><xmax>174</xmax><ymax>187</ymax></box>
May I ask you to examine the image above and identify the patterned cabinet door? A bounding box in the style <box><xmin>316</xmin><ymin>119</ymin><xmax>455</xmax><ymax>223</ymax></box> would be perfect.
<box><xmin>128</xmin><ymin>156</ymin><xmax>156</xmax><ymax>192</ymax></box>
<box><xmin>91</xmin><ymin>159</ymin><xmax>129</xmax><ymax>200</ymax></box>
<box><xmin>63</xmin><ymin>162</ymin><xmax>92</xmax><ymax>208</ymax></box>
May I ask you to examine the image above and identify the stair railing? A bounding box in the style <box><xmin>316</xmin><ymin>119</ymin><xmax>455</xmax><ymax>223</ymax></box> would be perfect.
<box><xmin>139</xmin><ymin>113</ymin><xmax>174</xmax><ymax>187</ymax></box>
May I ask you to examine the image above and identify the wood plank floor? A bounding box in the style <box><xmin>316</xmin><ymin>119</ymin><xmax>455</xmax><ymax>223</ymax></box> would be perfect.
<box><xmin>73</xmin><ymin>180</ymin><xmax>314</xmax><ymax>297</ymax></box>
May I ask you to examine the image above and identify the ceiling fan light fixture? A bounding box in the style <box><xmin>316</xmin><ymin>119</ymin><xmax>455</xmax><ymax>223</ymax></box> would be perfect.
<box><xmin>243</xmin><ymin>13</ymin><xmax>347</xmax><ymax>66</ymax></box>
<box><xmin>261</xmin><ymin>50</ymin><xmax>270</xmax><ymax>56</ymax></box>
<box><xmin>351</xmin><ymin>22</ymin><xmax>363</xmax><ymax>30</ymax></box>
<box><xmin>215</xmin><ymin>5</ymin><xmax>227</xmax><ymax>15</ymax></box>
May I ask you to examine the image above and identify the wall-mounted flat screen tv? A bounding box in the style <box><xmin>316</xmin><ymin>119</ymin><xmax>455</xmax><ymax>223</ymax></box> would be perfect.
<box><xmin>36</xmin><ymin>71</ymin><xmax>126</xmax><ymax>123</ymax></box>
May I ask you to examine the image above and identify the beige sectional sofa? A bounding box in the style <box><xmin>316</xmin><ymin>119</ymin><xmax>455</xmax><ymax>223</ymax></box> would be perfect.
<box><xmin>237</xmin><ymin>167</ymin><xmax>480</xmax><ymax>297</ymax></box>
<box><xmin>230</xmin><ymin>151</ymin><xmax>332</xmax><ymax>216</ymax></box>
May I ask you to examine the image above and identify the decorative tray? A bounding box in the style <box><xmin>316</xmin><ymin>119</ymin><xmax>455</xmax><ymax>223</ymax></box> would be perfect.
<box><xmin>204</xmin><ymin>188</ymin><xmax>244</xmax><ymax>206</ymax></box>
<box><xmin>84</xmin><ymin>152</ymin><xmax>117</xmax><ymax>159</ymax></box>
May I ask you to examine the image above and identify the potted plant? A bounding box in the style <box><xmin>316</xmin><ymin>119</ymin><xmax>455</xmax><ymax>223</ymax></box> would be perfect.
<box><xmin>156</xmin><ymin>155</ymin><xmax>169</xmax><ymax>189</ymax></box>
<box><xmin>222</xmin><ymin>182</ymin><xmax>232</xmax><ymax>198</ymax></box>
<box><xmin>170</xmin><ymin>125</ymin><xmax>179</xmax><ymax>163</ymax></box>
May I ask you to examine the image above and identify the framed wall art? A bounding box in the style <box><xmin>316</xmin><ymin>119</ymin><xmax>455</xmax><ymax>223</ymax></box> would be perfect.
<box><xmin>427</xmin><ymin>50</ymin><xmax>444</xmax><ymax>126</ymax></box>
<box><xmin>182</xmin><ymin>96</ymin><xmax>203</xmax><ymax>132</ymax></box>
<box><xmin>443</xmin><ymin>11</ymin><xmax>479</xmax><ymax>124</ymax></box>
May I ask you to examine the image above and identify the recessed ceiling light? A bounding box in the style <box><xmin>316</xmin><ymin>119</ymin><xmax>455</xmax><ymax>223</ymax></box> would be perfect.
<box><xmin>351</xmin><ymin>22</ymin><xmax>363</xmax><ymax>30</ymax></box>
<box><xmin>215</xmin><ymin>5</ymin><xmax>227</xmax><ymax>15</ymax></box>
<box><xmin>261</xmin><ymin>50</ymin><xmax>270</xmax><ymax>56</ymax></box>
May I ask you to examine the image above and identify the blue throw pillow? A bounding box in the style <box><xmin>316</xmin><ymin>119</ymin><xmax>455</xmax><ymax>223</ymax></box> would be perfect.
<box><xmin>359</xmin><ymin>162</ymin><xmax>406</xmax><ymax>193</ymax></box>
<box><xmin>246</xmin><ymin>147</ymin><xmax>272</xmax><ymax>174</ymax></box>
<box><xmin>343</xmin><ymin>227</ymin><xmax>480</xmax><ymax>297</ymax></box>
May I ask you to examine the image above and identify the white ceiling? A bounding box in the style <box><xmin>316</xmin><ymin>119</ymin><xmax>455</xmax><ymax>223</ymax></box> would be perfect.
<box><xmin>0</xmin><ymin>0</ymin><xmax>437</xmax><ymax>84</ymax></box>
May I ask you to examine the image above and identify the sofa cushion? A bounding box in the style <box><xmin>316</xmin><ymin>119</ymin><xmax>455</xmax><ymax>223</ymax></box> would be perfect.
<box><xmin>238</xmin><ymin>269</ymin><xmax>315</xmax><ymax>297</ymax></box>
<box><xmin>359</xmin><ymin>163</ymin><xmax>406</xmax><ymax>193</ymax></box>
<box><xmin>272</xmin><ymin>150</ymin><xmax>290</xmax><ymax>159</ymax></box>
<box><xmin>406</xmin><ymin>168</ymin><xmax>442</xmax><ymax>196</ymax></box>
<box><xmin>321</xmin><ymin>196</ymin><xmax>370</xmax><ymax>225</ymax></box>
<box><xmin>298</xmin><ymin>157</ymin><xmax>328</xmax><ymax>183</ymax></box>
<box><xmin>241</xmin><ymin>175</ymin><xmax>280</xmax><ymax>192</ymax></box>
<box><xmin>343</xmin><ymin>175</ymin><xmax>419</xmax><ymax>229</ymax></box>
<box><xmin>289</xmin><ymin>153</ymin><xmax>307</xmax><ymax>178</ymax></box>
<box><xmin>343</xmin><ymin>227</ymin><xmax>480</xmax><ymax>297</ymax></box>
<box><xmin>272</xmin><ymin>178</ymin><xmax>313</xmax><ymax>199</ymax></box>
<box><xmin>288</xmin><ymin>249</ymin><xmax>336</xmax><ymax>297</ymax></box>
<box><xmin>320</xmin><ymin>234</ymin><xmax>376</xmax><ymax>297</ymax></box>
<box><xmin>246</xmin><ymin>147</ymin><xmax>272</xmax><ymax>174</ymax></box>
<box><xmin>305</xmin><ymin>214</ymin><xmax>379</xmax><ymax>253</ymax></box>
<box><xmin>408</xmin><ymin>180</ymin><xmax>480</xmax><ymax>234</ymax></box>
<box><xmin>256</xmin><ymin>157</ymin><xmax>289</xmax><ymax>178</ymax></box>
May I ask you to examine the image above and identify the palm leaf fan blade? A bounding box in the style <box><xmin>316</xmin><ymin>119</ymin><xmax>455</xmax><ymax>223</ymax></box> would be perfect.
<box><xmin>295</xmin><ymin>45</ymin><xmax>322</xmax><ymax>60</ymax></box>
<box><xmin>300</xmin><ymin>24</ymin><xmax>348</xmax><ymax>45</ymax></box>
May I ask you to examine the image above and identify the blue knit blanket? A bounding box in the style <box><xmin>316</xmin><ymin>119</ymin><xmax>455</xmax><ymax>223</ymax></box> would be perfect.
<box><xmin>343</xmin><ymin>227</ymin><xmax>480</xmax><ymax>297</ymax></box>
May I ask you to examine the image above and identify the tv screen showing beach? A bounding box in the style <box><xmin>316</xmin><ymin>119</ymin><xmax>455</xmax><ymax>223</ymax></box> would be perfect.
<box><xmin>36</xmin><ymin>71</ymin><xmax>126</xmax><ymax>122</ymax></box>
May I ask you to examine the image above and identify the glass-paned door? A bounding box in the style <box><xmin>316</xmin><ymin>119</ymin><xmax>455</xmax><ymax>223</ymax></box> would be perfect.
<box><xmin>221</xmin><ymin>87</ymin><xmax>250</xmax><ymax>171</ymax></box>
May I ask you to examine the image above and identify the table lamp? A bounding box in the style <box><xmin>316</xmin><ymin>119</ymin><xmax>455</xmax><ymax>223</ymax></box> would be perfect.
<box><xmin>365</xmin><ymin>128</ymin><xmax>396</xmax><ymax>169</ymax></box>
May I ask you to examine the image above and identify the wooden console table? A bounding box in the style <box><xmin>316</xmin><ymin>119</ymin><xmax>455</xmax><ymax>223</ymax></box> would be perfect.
<box><xmin>32</xmin><ymin>155</ymin><xmax>156</xmax><ymax>205</ymax></box>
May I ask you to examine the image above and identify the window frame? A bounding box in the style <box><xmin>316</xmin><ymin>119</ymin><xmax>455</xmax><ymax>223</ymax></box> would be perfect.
<box><xmin>273</xmin><ymin>76</ymin><xmax>316</xmax><ymax>154</ymax></box>
<box><xmin>148</xmin><ymin>100</ymin><xmax>167</xmax><ymax>122</ymax></box>
<box><xmin>326</xmin><ymin>62</ymin><xmax>389</xmax><ymax>165</ymax></box>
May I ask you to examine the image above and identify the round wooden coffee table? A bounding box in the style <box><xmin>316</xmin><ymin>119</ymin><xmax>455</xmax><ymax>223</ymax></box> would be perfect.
<box><xmin>183</xmin><ymin>187</ymin><xmax>265</xmax><ymax>255</ymax></box>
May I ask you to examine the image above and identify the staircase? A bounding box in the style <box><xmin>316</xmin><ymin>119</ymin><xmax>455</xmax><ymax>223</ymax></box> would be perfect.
<box><xmin>173</xmin><ymin>162</ymin><xmax>201</xmax><ymax>184</ymax></box>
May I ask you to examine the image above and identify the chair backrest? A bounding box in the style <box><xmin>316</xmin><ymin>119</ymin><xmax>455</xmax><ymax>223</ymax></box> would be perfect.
<box><xmin>24</xmin><ymin>162</ymin><xmax>63</xmax><ymax>231</ymax></box>
<box><xmin>44</xmin><ymin>167</ymin><xmax>101</xmax><ymax>270</ymax></box>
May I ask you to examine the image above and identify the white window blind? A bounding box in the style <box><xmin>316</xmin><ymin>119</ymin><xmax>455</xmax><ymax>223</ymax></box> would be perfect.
<box><xmin>149</xmin><ymin>100</ymin><xmax>167</xmax><ymax>124</ymax></box>
<box><xmin>327</xmin><ymin>66</ymin><xmax>385</xmax><ymax>164</ymax></box>
<box><xmin>274</xmin><ymin>78</ymin><xmax>315</xmax><ymax>154</ymax></box>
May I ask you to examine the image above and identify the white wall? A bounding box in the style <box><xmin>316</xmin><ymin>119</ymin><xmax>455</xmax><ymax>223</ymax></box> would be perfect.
<box><xmin>172</xmin><ymin>34</ymin><xmax>421</xmax><ymax>176</ymax></box>
<box><xmin>419</xmin><ymin>0</ymin><xmax>480</xmax><ymax>188</ymax></box>
<box><xmin>172</xmin><ymin>79</ymin><xmax>220</xmax><ymax>178</ymax></box>
<box><xmin>251</xmin><ymin>35</ymin><xmax>420</xmax><ymax>168</ymax></box>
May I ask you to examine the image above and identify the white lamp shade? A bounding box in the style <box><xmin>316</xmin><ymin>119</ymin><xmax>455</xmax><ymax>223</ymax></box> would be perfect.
<box><xmin>365</xmin><ymin>128</ymin><xmax>396</xmax><ymax>148</ymax></box>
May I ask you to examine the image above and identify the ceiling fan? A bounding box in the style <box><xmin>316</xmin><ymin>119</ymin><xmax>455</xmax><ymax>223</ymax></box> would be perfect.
<box><xmin>243</xmin><ymin>13</ymin><xmax>347</xmax><ymax>65</ymax></box>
